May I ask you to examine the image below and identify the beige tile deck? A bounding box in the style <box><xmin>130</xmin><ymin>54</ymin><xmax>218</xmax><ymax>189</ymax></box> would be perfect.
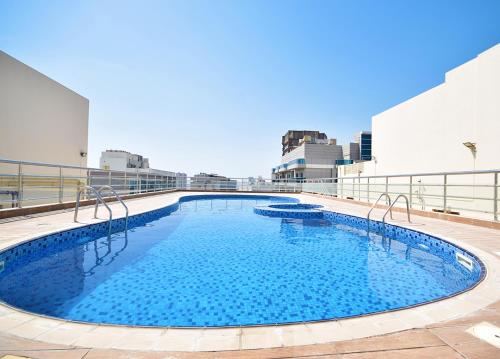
<box><xmin>0</xmin><ymin>191</ymin><xmax>499</xmax><ymax>357</ymax></box>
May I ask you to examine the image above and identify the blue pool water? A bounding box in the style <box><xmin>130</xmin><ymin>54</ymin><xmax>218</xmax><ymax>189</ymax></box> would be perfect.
<box><xmin>0</xmin><ymin>195</ymin><xmax>483</xmax><ymax>327</ymax></box>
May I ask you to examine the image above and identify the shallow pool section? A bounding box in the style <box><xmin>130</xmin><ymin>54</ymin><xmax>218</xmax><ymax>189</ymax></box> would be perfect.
<box><xmin>0</xmin><ymin>195</ymin><xmax>484</xmax><ymax>327</ymax></box>
<box><xmin>254</xmin><ymin>202</ymin><xmax>323</xmax><ymax>218</ymax></box>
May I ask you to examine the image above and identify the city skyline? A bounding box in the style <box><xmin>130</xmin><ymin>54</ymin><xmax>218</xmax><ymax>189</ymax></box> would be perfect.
<box><xmin>1</xmin><ymin>0</ymin><xmax>500</xmax><ymax>176</ymax></box>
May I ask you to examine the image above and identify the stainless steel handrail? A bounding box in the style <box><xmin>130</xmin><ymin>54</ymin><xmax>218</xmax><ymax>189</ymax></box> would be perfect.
<box><xmin>367</xmin><ymin>193</ymin><xmax>393</xmax><ymax>221</ymax></box>
<box><xmin>382</xmin><ymin>194</ymin><xmax>411</xmax><ymax>224</ymax></box>
<box><xmin>74</xmin><ymin>186</ymin><xmax>112</xmax><ymax>233</ymax></box>
<box><xmin>301</xmin><ymin>168</ymin><xmax>500</xmax><ymax>181</ymax></box>
<box><xmin>2</xmin><ymin>156</ymin><xmax>500</xmax><ymax>181</ymax></box>
<box><xmin>1</xmin><ymin>156</ymin><xmax>499</xmax><ymax>221</ymax></box>
<box><xmin>95</xmin><ymin>185</ymin><xmax>129</xmax><ymax>228</ymax></box>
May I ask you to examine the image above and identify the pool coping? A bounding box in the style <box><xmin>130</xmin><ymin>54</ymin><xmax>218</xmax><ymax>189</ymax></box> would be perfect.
<box><xmin>0</xmin><ymin>191</ymin><xmax>499</xmax><ymax>352</ymax></box>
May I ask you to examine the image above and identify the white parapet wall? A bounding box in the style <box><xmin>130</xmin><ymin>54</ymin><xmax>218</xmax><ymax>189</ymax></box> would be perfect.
<box><xmin>0</xmin><ymin>50</ymin><xmax>89</xmax><ymax>168</ymax></box>
<box><xmin>0</xmin><ymin>51</ymin><xmax>90</xmax><ymax>208</ymax></box>
<box><xmin>370</xmin><ymin>43</ymin><xmax>500</xmax><ymax>176</ymax></box>
<box><xmin>335</xmin><ymin>44</ymin><xmax>500</xmax><ymax>219</ymax></box>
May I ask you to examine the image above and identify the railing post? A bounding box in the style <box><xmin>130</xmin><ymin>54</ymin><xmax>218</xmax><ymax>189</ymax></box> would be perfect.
<box><xmin>17</xmin><ymin>163</ymin><xmax>23</xmax><ymax>208</ymax></box>
<box><xmin>409</xmin><ymin>176</ymin><xmax>413</xmax><ymax>209</ymax></box>
<box><xmin>146</xmin><ymin>172</ymin><xmax>149</xmax><ymax>192</ymax></box>
<box><xmin>124</xmin><ymin>171</ymin><xmax>127</xmax><ymax>194</ymax></box>
<box><xmin>86</xmin><ymin>169</ymin><xmax>90</xmax><ymax>201</ymax></box>
<box><xmin>58</xmin><ymin>167</ymin><xmax>63</xmax><ymax>203</ymax></box>
<box><xmin>108</xmin><ymin>171</ymin><xmax>112</xmax><ymax>187</ymax></box>
<box><xmin>443</xmin><ymin>174</ymin><xmax>447</xmax><ymax>212</ymax></box>
<box><xmin>385</xmin><ymin>176</ymin><xmax>388</xmax><ymax>195</ymax></box>
<box><xmin>358</xmin><ymin>176</ymin><xmax>361</xmax><ymax>201</ymax></box>
<box><xmin>494</xmin><ymin>172</ymin><xmax>498</xmax><ymax>221</ymax></box>
<box><xmin>136</xmin><ymin>171</ymin><xmax>140</xmax><ymax>194</ymax></box>
<box><xmin>367</xmin><ymin>177</ymin><xmax>370</xmax><ymax>203</ymax></box>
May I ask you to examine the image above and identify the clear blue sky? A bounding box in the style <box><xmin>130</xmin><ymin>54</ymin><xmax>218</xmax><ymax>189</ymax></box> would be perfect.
<box><xmin>1</xmin><ymin>0</ymin><xmax>499</xmax><ymax>177</ymax></box>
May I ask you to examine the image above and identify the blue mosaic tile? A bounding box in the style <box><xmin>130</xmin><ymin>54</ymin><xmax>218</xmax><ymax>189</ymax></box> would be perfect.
<box><xmin>0</xmin><ymin>195</ymin><xmax>484</xmax><ymax>327</ymax></box>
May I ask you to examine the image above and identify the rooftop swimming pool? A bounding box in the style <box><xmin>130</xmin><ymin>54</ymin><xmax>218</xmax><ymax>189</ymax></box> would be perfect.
<box><xmin>0</xmin><ymin>195</ymin><xmax>484</xmax><ymax>327</ymax></box>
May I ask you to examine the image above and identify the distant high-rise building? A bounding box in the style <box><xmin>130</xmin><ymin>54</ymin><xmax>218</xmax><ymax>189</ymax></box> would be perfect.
<box><xmin>342</xmin><ymin>142</ymin><xmax>360</xmax><ymax>161</ymax></box>
<box><xmin>354</xmin><ymin>131</ymin><xmax>372</xmax><ymax>161</ymax></box>
<box><xmin>282</xmin><ymin>130</ymin><xmax>327</xmax><ymax>156</ymax></box>
<box><xmin>273</xmin><ymin>130</ymin><xmax>372</xmax><ymax>180</ymax></box>
<box><xmin>273</xmin><ymin>131</ymin><xmax>343</xmax><ymax>180</ymax></box>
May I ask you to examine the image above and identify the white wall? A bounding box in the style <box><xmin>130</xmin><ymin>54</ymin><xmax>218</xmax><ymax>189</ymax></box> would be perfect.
<box><xmin>100</xmin><ymin>152</ymin><xmax>128</xmax><ymax>171</ymax></box>
<box><xmin>335</xmin><ymin>44</ymin><xmax>500</xmax><ymax>219</ymax></box>
<box><xmin>281</xmin><ymin>145</ymin><xmax>305</xmax><ymax>163</ymax></box>
<box><xmin>368</xmin><ymin>44</ymin><xmax>500</xmax><ymax>176</ymax></box>
<box><xmin>304</xmin><ymin>143</ymin><xmax>343</xmax><ymax>165</ymax></box>
<box><xmin>0</xmin><ymin>51</ymin><xmax>89</xmax><ymax>167</ymax></box>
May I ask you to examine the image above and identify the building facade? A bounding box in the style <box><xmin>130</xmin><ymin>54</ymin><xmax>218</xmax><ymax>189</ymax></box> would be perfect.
<box><xmin>282</xmin><ymin>130</ymin><xmax>327</xmax><ymax>156</ymax></box>
<box><xmin>338</xmin><ymin>44</ymin><xmax>500</xmax><ymax>177</ymax></box>
<box><xmin>0</xmin><ymin>51</ymin><xmax>89</xmax><ymax>208</ymax></box>
<box><xmin>190</xmin><ymin>173</ymin><xmax>237</xmax><ymax>190</ymax></box>
<box><xmin>355</xmin><ymin>131</ymin><xmax>372</xmax><ymax>161</ymax></box>
<box><xmin>98</xmin><ymin>150</ymin><xmax>185</xmax><ymax>191</ymax></box>
<box><xmin>342</xmin><ymin>142</ymin><xmax>360</xmax><ymax>162</ymax></box>
<box><xmin>0</xmin><ymin>50</ymin><xmax>89</xmax><ymax>167</ymax></box>
<box><xmin>273</xmin><ymin>130</ymin><xmax>372</xmax><ymax>181</ymax></box>
<box><xmin>273</xmin><ymin>135</ymin><xmax>344</xmax><ymax>180</ymax></box>
<box><xmin>100</xmin><ymin>150</ymin><xmax>150</xmax><ymax>171</ymax></box>
<box><xmin>335</xmin><ymin>44</ymin><xmax>500</xmax><ymax>217</ymax></box>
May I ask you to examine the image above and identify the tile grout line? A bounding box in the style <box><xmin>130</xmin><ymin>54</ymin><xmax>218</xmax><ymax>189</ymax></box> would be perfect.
<box><xmin>271</xmin><ymin>344</ymin><xmax>452</xmax><ymax>359</ymax></box>
<box><xmin>79</xmin><ymin>347</ymin><xmax>92</xmax><ymax>359</ymax></box>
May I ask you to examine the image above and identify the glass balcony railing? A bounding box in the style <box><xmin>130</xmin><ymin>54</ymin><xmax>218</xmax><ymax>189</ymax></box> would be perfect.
<box><xmin>272</xmin><ymin>159</ymin><xmax>306</xmax><ymax>173</ymax></box>
<box><xmin>289</xmin><ymin>158</ymin><xmax>306</xmax><ymax>166</ymax></box>
<box><xmin>335</xmin><ymin>159</ymin><xmax>353</xmax><ymax>165</ymax></box>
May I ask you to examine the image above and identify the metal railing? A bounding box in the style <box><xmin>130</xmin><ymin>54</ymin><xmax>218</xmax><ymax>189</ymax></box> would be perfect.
<box><xmin>180</xmin><ymin>177</ymin><xmax>302</xmax><ymax>193</ymax></box>
<box><xmin>302</xmin><ymin>169</ymin><xmax>500</xmax><ymax>222</ymax></box>
<box><xmin>0</xmin><ymin>158</ymin><xmax>301</xmax><ymax>210</ymax></box>
<box><xmin>0</xmin><ymin>158</ymin><xmax>180</xmax><ymax>209</ymax></box>
<box><xmin>1</xmin><ymin>157</ymin><xmax>500</xmax><ymax>222</ymax></box>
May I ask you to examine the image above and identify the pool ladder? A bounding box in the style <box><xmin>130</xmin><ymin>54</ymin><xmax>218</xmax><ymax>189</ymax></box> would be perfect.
<box><xmin>367</xmin><ymin>193</ymin><xmax>411</xmax><ymax>225</ymax></box>
<box><xmin>94</xmin><ymin>185</ymin><xmax>129</xmax><ymax>228</ymax></box>
<box><xmin>74</xmin><ymin>185</ymin><xmax>129</xmax><ymax>234</ymax></box>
